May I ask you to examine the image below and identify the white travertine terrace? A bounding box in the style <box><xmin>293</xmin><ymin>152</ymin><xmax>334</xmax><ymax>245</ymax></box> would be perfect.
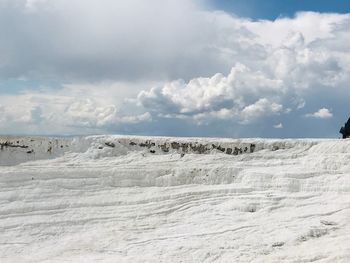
<box><xmin>0</xmin><ymin>136</ymin><xmax>349</xmax><ymax>262</ymax></box>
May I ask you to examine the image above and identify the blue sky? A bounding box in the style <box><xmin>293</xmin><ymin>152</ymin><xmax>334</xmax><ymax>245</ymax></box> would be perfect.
<box><xmin>208</xmin><ymin>0</ymin><xmax>350</xmax><ymax>20</ymax></box>
<box><xmin>0</xmin><ymin>0</ymin><xmax>349</xmax><ymax>138</ymax></box>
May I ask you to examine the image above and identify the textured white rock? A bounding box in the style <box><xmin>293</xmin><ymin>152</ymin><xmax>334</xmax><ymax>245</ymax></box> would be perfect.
<box><xmin>0</xmin><ymin>136</ymin><xmax>349</xmax><ymax>262</ymax></box>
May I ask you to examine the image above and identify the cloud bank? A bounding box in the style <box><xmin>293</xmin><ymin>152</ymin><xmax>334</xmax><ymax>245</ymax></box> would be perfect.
<box><xmin>0</xmin><ymin>0</ymin><xmax>349</xmax><ymax>137</ymax></box>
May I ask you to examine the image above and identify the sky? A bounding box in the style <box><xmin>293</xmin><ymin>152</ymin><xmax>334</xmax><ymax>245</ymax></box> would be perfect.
<box><xmin>0</xmin><ymin>0</ymin><xmax>349</xmax><ymax>138</ymax></box>
<box><xmin>207</xmin><ymin>0</ymin><xmax>350</xmax><ymax>20</ymax></box>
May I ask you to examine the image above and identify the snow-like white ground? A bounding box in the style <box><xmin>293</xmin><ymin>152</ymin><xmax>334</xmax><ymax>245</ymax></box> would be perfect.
<box><xmin>0</xmin><ymin>135</ymin><xmax>349</xmax><ymax>263</ymax></box>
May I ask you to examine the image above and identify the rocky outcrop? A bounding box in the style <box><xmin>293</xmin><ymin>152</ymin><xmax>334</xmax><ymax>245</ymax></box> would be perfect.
<box><xmin>0</xmin><ymin>135</ymin><xmax>301</xmax><ymax>165</ymax></box>
<box><xmin>125</xmin><ymin>139</ymin><xmax>264</xmax><ymax>156</ymax></box>
<box><xmin>0</xmin><ymin>141</ymin><xmax>29</xmax><ymax>150</ymax></box>
<box><xmin>340</xmin><ymin>117</ymin><xmax>350</xmax><ymax>139</ymax></box>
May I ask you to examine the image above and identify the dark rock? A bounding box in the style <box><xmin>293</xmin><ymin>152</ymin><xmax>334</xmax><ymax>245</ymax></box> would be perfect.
<box><xmin>27</xmin><ymin>150</ymin><xmax>34</xmax><ymax>154</ymax></box>
<box><xmin>320</xmin><ymin>220</ymin><xmax>337</xmax><ymax>226</ymax></box>
<box><xmin>139</xmin><ymin>141</ymin><xmax>155</xmax><ymax>148</ymax></box>
<box><xmin>0</xmin><ymin>142</ymin><xmax>29</xmax><ymax>150</ymax></box>
<box><xmin>250</xmin><ymin>144</ymin><xmax>256</xmax><ymax>153</ymax></box>
<box><xmin>218</xmin><ymin>146</ymin><xmax>225</xmax><ymax>152</ymax></box>
<box><xmin>247</xmin><ymin>206</ymin><xmax>256</xmax><ymax>213</ymax></box>
<box><xmin>340</xmin><ymin>117</ymin><xmax>350</xmax><ymax>139</ymax></box>
<box><xmin>272</xmin><ymin>145</ymin><xmax>279</xmax><ymax>151</ymax></box>
<box><xmin>171</xmin><ymin>142</ymin><xmax>180</xmax><ymax>149</ymax></box>
<box><xmin>150</xmin><ymin>150</ymin><xmax>155</xmax><ymax>153</ymax></box>
<box><xmin>212</xmin><ymin>144</ymin><xmax>225</xmax><ymax>152</ymax></box>
<box><xmin>181</xmin><ymin>143</ymin><xmax>189</xmax><ymax>153</ymax></box>
<box><xmin>105</xmin><ymin>142</ymin><xmax>115</xmax><ymax>148</ymax></box>
<box><xmin>129</xmin><ymin>141</ymin><xmax>137</xmax><ymax>146</ymax></box>
<box><xmin>226</xmin><ymin>148</ymin><xmax>232</xmax><ymax>154</ymax></box>
<box><xmin>159</xmin><ymin>143</ymin><xmax>169</xmax><ymax>152</ymax></box>
<box><xmin>189</xmin><ymin>143</ymin><xmax>208</xmax><ymax>154</ymax></box>
<box><xmin>233</xmin><ymin>147</ymin><xmax>242</xmax><ymax>155</ymax></box>
<box><xmin>272</xmin><ymin>242</ymin><xmax>285</xmax><ymax>247</ymax></box>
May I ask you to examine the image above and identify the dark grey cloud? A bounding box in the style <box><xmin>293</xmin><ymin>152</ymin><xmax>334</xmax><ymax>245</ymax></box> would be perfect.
<box><xmin>0</xmin><ymin>0</ymin><xmax>242</xmax><ymax>82</ymax></box>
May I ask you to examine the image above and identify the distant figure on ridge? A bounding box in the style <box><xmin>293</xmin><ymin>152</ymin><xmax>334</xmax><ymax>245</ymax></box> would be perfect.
<box><xmin>340</xmin><ymin>117</ymin><xmax>350</xmax><ymax>139</ymax></box>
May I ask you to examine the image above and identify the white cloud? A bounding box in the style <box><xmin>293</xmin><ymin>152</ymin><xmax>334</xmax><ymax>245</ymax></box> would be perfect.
<box><xmin>242</xmin><ymin>12</ymin><xmax>348</xmax><ymax>47</ymax></box>
<box><xmin>0</xmin><ymin>84</ymin><xmax>152</xmax><ymax>134</ymax></box>
<box><xmin>306</xmin><ymin>108</ymin><xmax>333</xmax><ymax>119</ymax></box>
<box><xmin>24</xmin><ymin>0</ymin><xmax>48</xmax><ymax>11</ymax></box>
<box><xmin>120</xmin><ymin>112</ymin><xmax>152</xmax><ymax>124</ymax></box>
<box><xmin>240</xmin><ymin>99</ymin><xmax>283</xmax><ymax>124</ymax></box>
<box><xmin>137</xmin><ymin>64</ymin><xmax>285</xmax><ymax>123</ymax></box>
<box><xmin>273</xmin><ymin>123</ymin><xmax>283</xmax><ymax>129</ymax></box>
<box><xmin>64</xmin><ymin>99</ymin><xmax>117</xmax><ymax>128</ymax></box>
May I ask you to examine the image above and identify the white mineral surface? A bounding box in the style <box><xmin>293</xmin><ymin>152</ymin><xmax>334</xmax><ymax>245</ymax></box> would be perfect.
<box><xmin>0</xmin><ymin>135</ymin><xmax>349</xmax><ymax>262</ymax></box>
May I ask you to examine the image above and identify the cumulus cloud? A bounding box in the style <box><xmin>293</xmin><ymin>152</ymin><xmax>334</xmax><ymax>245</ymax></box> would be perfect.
<box><xmin>137</xmin><ymin>64</ymin><xmax>285</xmax><ymax>123</ymax></box>
<box><xmin>240</xmin><ymin>99</ymin><xmax>283</xmax><ymax>123</ymax></box>
<box><xmin>273</xmin><ymin>123</ymin><xmax>283</xmax><ymax>129</ymax></box>
<box><xmin>306</xmin><ymin>108</ymin><xmax>333</xmax><ymax>119</ymax></box>
<box><xmin>242</xmin><ymin>12</ymin><xmax>349</xmax><ymax>47</ymax></box>
<box><xmin>64</xmin><ymin>99</ymin><xmax>117</xmax><ymax>128</ymax></box>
